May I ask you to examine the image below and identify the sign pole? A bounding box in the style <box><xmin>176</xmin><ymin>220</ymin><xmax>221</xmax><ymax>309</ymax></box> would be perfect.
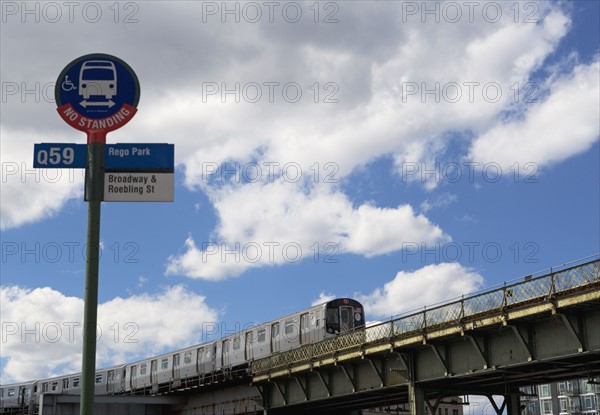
<box><xmin>81</xmin><ymin>131</ymin><xmax>105</xmax><ymax>415</ymax></box>
<box><xmin>52</xmin><ymin>53</ymin><xmax>144</xmax><ymax>414</ymax></box>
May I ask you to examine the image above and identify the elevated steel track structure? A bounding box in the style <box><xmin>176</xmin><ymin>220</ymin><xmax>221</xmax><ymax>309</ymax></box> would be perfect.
<box><xmin>251</xmin><ymin>256</ymin><xmax>600</xmax><ymax>414</ymax></box>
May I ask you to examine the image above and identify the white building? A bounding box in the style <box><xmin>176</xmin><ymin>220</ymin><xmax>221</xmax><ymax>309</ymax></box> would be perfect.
<box><xmin>521</xmin><ymin>379</ymin><xmax>600</xmax><ymax>415</ymax></box>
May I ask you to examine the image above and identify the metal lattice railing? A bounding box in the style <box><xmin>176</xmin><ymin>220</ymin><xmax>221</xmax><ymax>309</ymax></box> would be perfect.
<box><xmin>252</xmin><ymin>256</ymin><xmax>600</xmax><ymax>376</ymax></box>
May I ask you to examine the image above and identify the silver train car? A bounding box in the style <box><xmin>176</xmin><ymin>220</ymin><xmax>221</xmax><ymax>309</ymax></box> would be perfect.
<box><xmin>0</xmin><ymin>298</ymin><xmax>365</xmax><ymax>410</ymax></box>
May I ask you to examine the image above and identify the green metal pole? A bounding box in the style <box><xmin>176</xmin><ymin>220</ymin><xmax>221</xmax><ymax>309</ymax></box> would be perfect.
<box><xmin>81</xmin><ymin>132</ymin><xmax>105</xmax><ymax>415</ymax></box>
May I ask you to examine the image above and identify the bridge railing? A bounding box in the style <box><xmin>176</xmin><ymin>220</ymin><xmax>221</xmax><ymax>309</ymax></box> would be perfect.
<box><xmin>252</xmin><ymin>256</ymin><xmax>600</xmax><ymax>376</ymax></box>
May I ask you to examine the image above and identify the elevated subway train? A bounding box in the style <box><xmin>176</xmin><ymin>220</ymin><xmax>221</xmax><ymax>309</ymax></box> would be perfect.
<box><xmin>0</xmin><ymin>298</ymin><xmax>365</xmax><ymax>410</ymax></box>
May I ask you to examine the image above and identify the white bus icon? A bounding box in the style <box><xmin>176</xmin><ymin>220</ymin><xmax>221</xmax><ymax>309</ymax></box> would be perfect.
<box><xmin>79</xmin><ymin>60</ymin><xmax>117</xmax><ymax>99</ymax></box>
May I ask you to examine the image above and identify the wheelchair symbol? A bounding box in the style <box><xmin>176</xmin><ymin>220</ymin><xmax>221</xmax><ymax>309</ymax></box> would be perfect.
<box><xmin>61</xmin><ymin>76</ymin><xmax>77</xmax><ymax>92</ymax></box>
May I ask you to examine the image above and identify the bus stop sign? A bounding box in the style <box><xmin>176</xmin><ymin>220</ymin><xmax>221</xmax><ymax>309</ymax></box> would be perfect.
<box><xmin>55</xmin><ymin>53</ymin><xmax>140</xmax><ymax>133</ymax></box>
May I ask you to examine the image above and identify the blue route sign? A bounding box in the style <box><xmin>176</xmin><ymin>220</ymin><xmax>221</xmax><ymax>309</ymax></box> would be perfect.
<box><xmin>34</xmin><ymin>143</ymin><xmax>174</xmax><ymax>170</ymax></box>
<box><xmin>105</xmin><ymin>144</ymin><xmax>174</xmax><ymax>170</ymax></box>
<box><xmin>55</xmin><ymin>53</ymin><xmax>140</xmax><ymax>133</ymax></box>
<box><xmin>34</xmin><ymin>143</ymin><xmax>87</xmax><ymax>168</ymax></box>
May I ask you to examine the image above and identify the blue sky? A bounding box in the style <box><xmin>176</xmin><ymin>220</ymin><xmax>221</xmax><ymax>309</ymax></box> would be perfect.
<box><xmin>1</xmin><ymin>1</ymin><xmax>599</xmax><ymax>384</ymax></box>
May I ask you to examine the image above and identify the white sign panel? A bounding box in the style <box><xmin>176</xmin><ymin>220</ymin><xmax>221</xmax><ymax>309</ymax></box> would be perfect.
<box><xmin>104</xmin><ymin>172</ymin><xmax>174</xmax><ymax>202</ymax></box>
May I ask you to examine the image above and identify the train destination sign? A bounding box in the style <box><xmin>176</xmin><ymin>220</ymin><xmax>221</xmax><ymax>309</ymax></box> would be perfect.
<box><xmin>55</xmin><ymin>53</ymin><xmax>140</xmax><ymax>133</ymax></box>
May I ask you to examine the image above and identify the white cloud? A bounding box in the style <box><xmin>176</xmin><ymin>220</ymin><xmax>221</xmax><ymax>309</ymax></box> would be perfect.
<box><xmin>359</xmin><ymin>263</ymin><xmax>484</xmax><ymax>318</ymax></box>
<box><xmin>0</xmin><ymin>127</ymin><xmax>84</xmax><ymax>230</ymax></box>
<box><xmin>311</xmin><ymin>292</ymin><xmax>336</xmax><ymax>306</ymax></box>
<box><xmin>0</xmin><ymin>285</ymin><xmax>218</xmax><ymax>383</ymax></box>
<box><xmin>420</xmin><ymin>193</ymin><xmax>458</xmax><ymax>213</ymax></box>
<box><xmin>2</xmin><ymin>2</ymin><xmax>591</xmax><ymax>283</ymax></box>
<box><xmin>469</xmin><ymin>59</ymin><xmax>600</xmax><ymax>168</ymax></box>
<box><xmin>166</xmin><ymin>181</ymin><xmax>449</xmax><ymax>280</ymax></box>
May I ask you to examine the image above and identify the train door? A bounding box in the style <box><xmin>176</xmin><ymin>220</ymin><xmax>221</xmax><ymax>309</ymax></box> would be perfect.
<box><xmin>150</xmin><ymin>360</ymin><xmax>158</xmax><ymax>392</ymax></box>
<box><xmin>107</xmin><ymin>370</ymin><xmax>115</xmax><ymax>394</ymax></box>
<box><xmin>300</xmin><ymin>313</ymin><xmax>310</xmax><ymax>344</ymax></box>
<box><xmin>172</xmin><ymin>354</ymin><xmax>181</xmax><ymax>381</ymax></box>
<box><xmin>121</xmin><ymin>368</ymin><xmax>127</xmax><ymax>391</ymax></box>
<box><xmin>18</xmin><ymin>386</ymin><xmax>29</xmax><ymax>406</ymax></box>
<box><xmin>222</xmin><ymin>339</ymin><xmax>230</xmax><ymax>367</ymax></box>
<box><xmin>130</xmin><ymin>365</ymin><xmax>137</xmax><ymax>390</ymax></box>
<box><xmin>271</xmin><ymin>323</ymin><xmax>280</xmax><ymax>353</ymax></box>
<box><xmin>211</xmin><ymin>343</ymin><xmax>217</xmax><ymax>371</ymax></box>
<box><xmin>340</xmin><ymin>306</ymin><xmax>353</xmax><ymax>332</ymax></box>
<box><xmin>245</xmin><ymin>331</ymin><xmax>254</xmax><ymax>360</ymax></box>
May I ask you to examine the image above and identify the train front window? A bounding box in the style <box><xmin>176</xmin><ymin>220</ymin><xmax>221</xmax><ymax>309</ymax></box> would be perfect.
<box><xmin>327</xmin><ymin>309</ymin><xmax>339</xmax><ymax>325</ymax></box>
<box><xmin>326</xmin><ymin>307</ymin><xmax>340</xmax><ymax>333</ymax></box>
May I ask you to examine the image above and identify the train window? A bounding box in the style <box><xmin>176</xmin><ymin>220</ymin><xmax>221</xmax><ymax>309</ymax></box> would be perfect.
<box><xmin>73</xmin><ymin>378</ymin><xmax>80</xmax><ymax>388</ymax></box>
<box><xmin>95</xmin><ymin>374</ymin><xmax>103</xmax><ymax>384</ymax></box>
<box><xmin>223</xmin><ymin>339</ymin><xmax>230</xmax><ymax>353</ymax></box>
<box><xmin>272</xmin><ymin>323</ymin><xmax>280</xmax><ymax>338</ymax></box>
<box><xmin>258</xmin><ymin>328</ymin><xmax>266</xmax><ymax>343</ymax></box>
<box><xmin>42</xmin><ymin>383</ymin><xmax>48</xmax><ymax>393</ymax></box>
<box><xmin>206</xmin><ymin>348</ymin><xmax>211</xmax><ymax>358</ymax></box>
<box><xmin>108</xmin><ymin>371</ymin><xmax>114</xmax><ymax>382</ymax></box>
<box><xmin>63</xmin><ymin>379</ymin><xmax>69</xmax><ymax>389</ymax></box>
<box><xmin>51</xmin><ymin>382</ymin><xmax>58</xmax><ymax>391</ymax></box>
<box><xmin>131</xmin><ymin>366</ymin><xmax>137</xmax><ymax>379</ymax></box>
<box><xmin>161</xmin><ymin>358</ymin><xmax>168</xmax><ymax>370</ymax></box>
<box><xmin>327</xmin><ymin>308</ymin><xmax>339</xmax><ymax>324</ymax></box>
<box><xmin>173</xmin><ymin>354</ymin><xmax>180</xmax><ymax>368</ymax></box>
<box><xmin>184</xmin><ymin>351</ymin><xmax>192</xmax><ymax>364</ymax></box>
<box><xmin>140</xmin><ymin>364</ymin><xmax>147</xmax><ymax>375</ymax></box>
<box><xmin>233</xmin><ymin>336</ymin><xmax>241</xmax><ymax>350</ymax></box>
<box><xmin>284</xmin><ymin>319</ymin><xmax>295</xmax><ymax>335</ymax></box>
<box><xmin>8</xmin><ymin>389</ymin><xmax>15</xmax><ymax>397</ymax></box>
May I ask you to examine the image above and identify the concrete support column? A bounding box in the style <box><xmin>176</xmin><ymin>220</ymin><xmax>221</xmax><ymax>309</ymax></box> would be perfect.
<box><xmin>409</xmin><ymin>383</ymin><xmax>426</xmax><ymax>415</ymax></box>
